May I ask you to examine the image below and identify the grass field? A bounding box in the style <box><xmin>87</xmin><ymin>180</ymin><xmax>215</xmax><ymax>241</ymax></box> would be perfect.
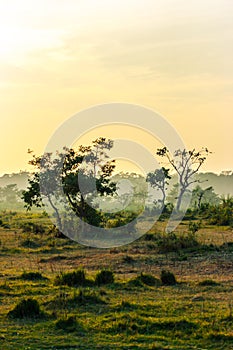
<box><xmin>0</xmin><ymin>211</ymin><xmax>232</xmax><ymax>349</ymax></box>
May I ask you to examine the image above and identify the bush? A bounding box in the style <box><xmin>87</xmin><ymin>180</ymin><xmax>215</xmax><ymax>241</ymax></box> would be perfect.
<box><xmin>198</xmin><ymin>279</ymin><xmax>220</xmax><ymax>286</ymax></box>
<box><xmin>95</xmin><ymin>269</ymin><xmax>114</xmax><ymax>285</ymax></box>
<box><xmin>8</xmin><ymin>298</ymin><xmax>42</xmax><ymax>319</ymax></box>
<box><xmin>70</xmin><ymin>289</ymin><xmax>105</xmax><ymax>306</ymax></box>
<box><xmin>122</xmin><ymin>255</ymin><xmax>134</xmax><ymax>263</ymax></box>
<box><xmin>157</xmin><ymin>232</ymin><xmax>199</xmax><ymax>253</ymax></box>
<box><xmin>55</xmin><ymin>316</ymin><xmax>78</xmax><ymax>332</ymax></box>
<box><xmin>160</xmin><ymin>270</ymin><xmax>177</xmax><ymax>285</ymax></box>
<box><xmin>105</xmin><ymin>211</ymin><xmax>138</xmax><ymax>232</ymax></box>
<box><xmin>127</xmin><ymin>273</ymin><xmax>161</xmax><ymax>288</ymax></box>
<box><xmin>1</xmin><ymin>223</ymin><xmax>10</xmax><ymax>229</ymax></box>
<box><xmin>188</xmin><ymin>221</ymin><xmax>202</xmax><ymax>234</ymax></box>
<box><xmin>20</xmin><ymin>239</ymin><xmax>40</xmax><ymax>248</ymax></box>
<box><xmin>127</xmin><ymin>276</ymin><xmax>144</xmax><ymax>287</ymax></box>
<box><xmin>54</xmin><ymin>269</ymin><xmax>88</xmax><ymax>287</ymax></box>
<box><xmin>19</xmin><ymin>223</ymin><xmax>32</xmax><ymax>233</ymax></box>
<box><xmin>20</xmin><ymin>271</ymin><xmax>47</xmax><ymax>281</ymax></box>
<box><xmin>207</xmin><ymin>199</ymin><xmax>233</xmax><ymax>226</ymax></box>
<box><xmin>143</xmin><ymin>233</ymin><xmax>157</xmax><ymax>241</ymax></box>
<box><xmin>120</xmin><ymin>300</ymin><xmax>132</xmax><ymax>309</ymax></box>
<box><xmin>139</xmin><ymin>273</ymin><xmax>161</xmax><ymax>287</ymax></box>
<box><xmin>32</xmin><ymin>223</ymin><xmax>46</xmax><ymax>234</ymax></box>
<box><xmin>19</xmin><ymin>222</ymin><xmax>46</xmax><ymax>234</ymax></box>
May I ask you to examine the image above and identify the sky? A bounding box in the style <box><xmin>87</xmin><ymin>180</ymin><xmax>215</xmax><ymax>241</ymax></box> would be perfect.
<box><xmin>0</xmin><ymin>0</ymin><xmax>233</xmax><ymax>176</ymax></box>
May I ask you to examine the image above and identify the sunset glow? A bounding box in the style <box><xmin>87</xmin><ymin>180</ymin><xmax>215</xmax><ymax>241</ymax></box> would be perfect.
<box><xmin>0</xmin><ymin>0</ymin><xmax>232</xmax><ymax>175</ymax></box>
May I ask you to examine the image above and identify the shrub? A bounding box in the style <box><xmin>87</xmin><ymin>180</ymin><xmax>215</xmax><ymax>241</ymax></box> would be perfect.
<box><xmin>19</xmin><ymin>222</ymin><xmax>46</xmax><ymax>234</ymax></box>
<box><xmin>19</xmin><ymin>223</ymin><xmax>32</xmax><ymax>233</ymax></box>
<box><xmin>143</xmin><ymin>233</ymin><xmax>156</xmax><ymax>241</ymax></box>
<box><xmin>207</xmin><ymin>198</ymin><xmax>233</xmax><ymax>226</ymax></box>
<box><xmin>139</xmin><ymin>273</ymin><xmax>161</xmax><ymax>287</ymax></box>
<box><xmin>160</xmin><ymin>270</ymin><xmax>177</xmax><ymax>285</ymax></box>
<box><xmin>157</xmin><ymin>232</ymin><xmax>199</xmax><ymax>253</ymax></box>
<box><xmin>32</xmin><ymin>223</ymin><xmax>46</xmax><ymax>234</ymax></box>
<box><xmin>8</xmin><ymin>298</ymin><xmax>42</xmax><ymax>319</ymax></box>
<box><xmin>95</xmin><ymin>269</ymin><xmax>114</xmax><ymax>285</ymax></box>
<box><xmin>70</xmin><ymin>289</ymin><xmax>105</xmax><ymax>306</ymax></box>
<box><xmin>1</xmin><ymin>223</ymin><xmax>10</xmax><ymax>229</ymax></box>
<box><xmin>127</xmin><ymin>273</ymin><xmax>161</xmax><ymax>288</ymax></box>
<box><xmin>188</xmin><ymin>221</ymin><xmax>202</xmax><ymax>234</ymax></box>
<box><xmin>54</xmin><ymin>269</ymin><xmax>88</xmax><ymax>287</ymax></box>
<box><xmin>127</xmin><ymin>276</ymin><xmax>144</xmax><ymax>287</ymax></box>
<box><xmin>198</xmin><ymin>279</ymin><xmax>220</xmax><ymax>286</ymax></box>
<box><xmin>20</xmin><ymin>271</ymin><xmax>47</xmax><ymax>281</ymax></box>
<box><xmin>122</xmin><ymin>255</ymin><xmax>134</xmax><ymax>263</ymax></box>
<box><xmin>20</xmin><ymin>239</ymin><xmax>40</xmax><ymax>248</ymax></box>
<box><xmin>120</xmin><ymin>300</ymin><xmax>132</xmax><ymax>309</ymax></box>
<box><xmin>55</xmin><ymin>316</ymin><xmax>78</xmax><ymax>332</ymax></box>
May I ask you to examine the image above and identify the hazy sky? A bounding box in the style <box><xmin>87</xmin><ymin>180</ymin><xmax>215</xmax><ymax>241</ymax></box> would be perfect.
<box><xmin>0</xmin><ymin>0</ymin><xmax>233</xmax><ymax>175</ymax></box>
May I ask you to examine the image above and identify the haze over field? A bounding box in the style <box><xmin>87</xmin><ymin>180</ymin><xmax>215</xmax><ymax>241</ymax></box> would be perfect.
<box><xmin>0</xmin><ymin>0</ymin><xmax>233</xmax><ymax>175</ymax></box>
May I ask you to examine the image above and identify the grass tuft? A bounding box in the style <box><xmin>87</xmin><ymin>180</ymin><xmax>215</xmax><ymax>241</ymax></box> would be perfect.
<box><xmin>8</xmin><ymin>298</ymin><xmax>43</xmax><ymax>319</ymax></box>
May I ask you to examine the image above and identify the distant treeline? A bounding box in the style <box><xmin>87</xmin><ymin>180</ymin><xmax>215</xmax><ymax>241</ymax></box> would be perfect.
<box><xmin>0</xmin><ymin>170</ymin><xmax>232</xmax><ymax>194</ymax></box>
<box><xmin>0</xmin><ymin>170</ymin><xmax>232</xmax><ymax>212</ymax></box>
<box><xmin>0</xmin><ymin>171</ymin><xmax>29</xmax><ymax>190</ymax></box>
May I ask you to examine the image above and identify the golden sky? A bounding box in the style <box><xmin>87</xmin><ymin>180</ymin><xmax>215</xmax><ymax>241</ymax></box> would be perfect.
<box><xmin>0</xmin><ymin>0</ymin><xmax>233</xmax><ymax>175</ymax></box>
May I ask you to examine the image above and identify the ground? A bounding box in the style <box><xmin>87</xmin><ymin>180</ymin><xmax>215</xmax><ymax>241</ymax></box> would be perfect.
<box><xmin>0</xmin><ymin>211</ymin><xmax>232</xmax><ymax>349</ymax></box>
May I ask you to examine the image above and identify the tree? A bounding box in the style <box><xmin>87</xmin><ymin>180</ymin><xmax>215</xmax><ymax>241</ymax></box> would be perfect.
<box><xmin>146</xmin><ymin>167</ymin><xmax>171</xmax><ymax>208</ymax></box>
<box><xmin>156</xmin><ymin>147</ymin><xmax>210</xmax><ymax>211</ymax></box>
<box><xmin>0</xmin><ymin>184</ymin><xmax>21</xmax><ymax>204</ymax></box>
<box><xmin>62</xmin><ymin>139</ymin><xmax>116</xmax><ymax>227</ymax></box>
<box><xmin>207</xmin><ymin>195</ymin><xmax>233</xmax><ymax>226</ymax></box>
<box><xmin>22</xmin><ymin>138</ymin><xmax>116</xmax><ymax>237</ymax></box>
<box><xmin>191</xmin><ymin>185</ymin><xmax>220</xmax><ymax>210</ymax></box>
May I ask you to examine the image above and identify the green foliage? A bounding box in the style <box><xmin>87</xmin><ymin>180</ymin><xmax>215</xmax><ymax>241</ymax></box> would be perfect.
<box><xmin>157</xmin><ymin>231</ymin><xmax>199</xmax><ymax>253</ymax></box>
<box><xmin>70</xmin><ymin>288</ymin><xmax>105</xmax><ymax>306</ymax></box>
<box><xmin>198</xmin><ymin>279</ymin><xmax>220</xmax><ymax>286</ymax></box>
<box><xmin>146</xmin><ymin>167</ymin><xmax>171</xmax><ymax>208</ymax></box>
<box><xmin>105</xmin><ymin>210</ymin><xmax>138</xmax><ymax>232</ymax></box>
<box><xmin>160</xmin><ymin>270</ymin><xmax>177</xmax><ymax>285</ymax></box>
<box><xmin>0</xmin><ymin>221</ymin><xmax>10</xmax><ymax>229</ymax></box>
<box><xmin>188</xmin><ymin>220</ymin><xmax>202</xmax><ymax>234</ymax></box>
<box><xmin>207</xmin><ymin>196</ymin><xmax>233</xmax><ymax>226</ymax></box>
<box><xmin>191</xmin><ymin>185</ymin><xmax>220</xmax><ymax>210</ymax></box>
<box><xmin>128</xmin><ymin>273</ymin><xmax>161</xmax><ymax>288</ymax></box>
<box><xmin>20</xmin><ymin>238</ymin><xmax>41</xmax><ymax>248</ymax></box>
<box><xmin>20</xmin><ymin>271</ymin><xmax>47</xmax><ymax>281</ymax></box>
<box><xmin>143</xmin><ymin>232</ymin><xmax>156</xmax><ymax>241</ymax></box>
<box><xmin>8</xmin><ymin>298</ymin><xmax>42</xmax><ymax>319</ymax></box>
<box><xmin>122</xmin><ymin>255</ymin><xmax>135</xmax><ymax>263</ymax></box>
<box><xmin>22</xmin><ymin>138</ymin><xmax>116</xmax><ymax>231</ymax></box>
<box><xmin>54</xmin><ymin>269</ymin><xmax>89</xmax><ymax>287</ymax></box>
<box><xmin>95</xmin><ymin>269</ymin><xmax>114</xmax><ymax>285</ymax></box>
<box><xmin>19</xmin><ymin>222</ymin><xmax>46</xmax><ymax>234</ymax></box>
<box><xmin>1</xmin><ymin>209</ymin><xmax>233</xmax><ymax>349</ymax></box>
<box><xmin>138</xmin><ymin>273</ymin><xmax>161</xmax><ymax>287</ymax></box>
<box><xmin>0</xmin><ymin>184</ymin><xmax>24</xmax><ymax>210</ymax></box>
<box><xmin>127</xmin><ymin>276</ymin><xmax>144</xmax><ymax>287</ymax></box>
<box><xmin>55</xmin><ymin>316</ymin><xmax>78</xmax><ymax>332</ymax></box>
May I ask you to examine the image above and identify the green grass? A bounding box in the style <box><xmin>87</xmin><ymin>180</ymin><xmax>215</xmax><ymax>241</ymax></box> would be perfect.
<box><xmin>0</xmin><ymin>210</ymin><xmax>233</xmax><ymax>349</ymax></box>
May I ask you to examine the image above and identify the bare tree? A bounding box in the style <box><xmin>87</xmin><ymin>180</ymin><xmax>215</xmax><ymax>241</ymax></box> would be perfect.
<box><xmin>156</xmin><ymin>147</ymin><xmax>210</xmax><ymax>211</ymax></box>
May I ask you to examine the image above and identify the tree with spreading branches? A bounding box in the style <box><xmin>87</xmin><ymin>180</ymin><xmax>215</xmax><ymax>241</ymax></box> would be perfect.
<box><xmin>146</xmin><ymin>167</ymin><xmax>171</xmax><ymax>209</ymax></box>
<box><xmin>156</xmin><ymin>147</ymin><xmax>211</xmax><ymax>211</ymax></box>
<box><xmin>22</xmin><ymin>138</ymin><xmax>116</xmax><ymax>237</ymax></box>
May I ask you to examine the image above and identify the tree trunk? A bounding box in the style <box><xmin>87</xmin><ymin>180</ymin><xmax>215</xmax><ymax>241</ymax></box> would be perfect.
<box><xmin>47</xmin><ymin>194</ymin><xmax>65</xmax><ymax>237</ymax></box>
<box><xmin>176</xmin><ymin>188</ymin><xmax>185</xmax><ymax>211</ymax></box>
